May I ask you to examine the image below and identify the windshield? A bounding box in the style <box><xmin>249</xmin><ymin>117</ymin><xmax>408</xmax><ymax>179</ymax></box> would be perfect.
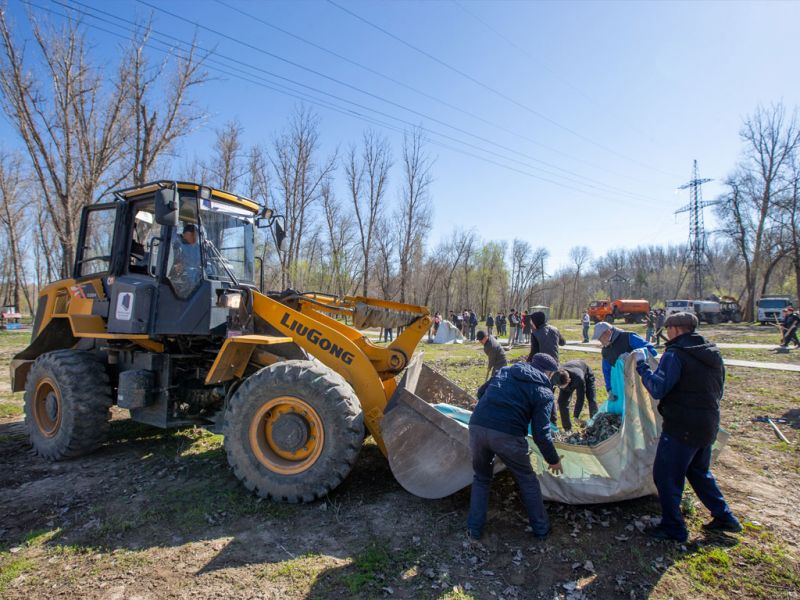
<box><xmin>667</xmin><ymin>300</ymin><xmax>688</xmax><ymax>307</ymax></box>
<box><xmin>200</xmin><ymin>198</ymin><xmax>255</xmax><ymax>284</ymax></box>
<box><xmin>758</xmin><ymin>298</ymin><xmax>790</xmax><ymax>309</ymax></box>
<box><xmin>589</xmin><ymin>301</ymin><xmax>604</xmax><ymax>308</ymax></box>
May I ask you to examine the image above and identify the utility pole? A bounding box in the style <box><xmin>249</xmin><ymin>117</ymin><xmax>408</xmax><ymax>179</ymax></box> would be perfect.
<box><xmin>675</xmin><ymin>160</ymin><xmax>716</xmax><ymax>299</ymax></box>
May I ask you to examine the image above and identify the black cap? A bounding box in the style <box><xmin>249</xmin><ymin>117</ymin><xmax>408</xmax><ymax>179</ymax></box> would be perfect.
<box><xmin>183</xmin><ymin>223</ymin><xmax>197</xmax><ymax>233</ymax></box>
<box><xmin>664</xmin><ymin>311</ymin><xmax>698</xmax><ymax>331</ymax></box>
<box><xmin>476</xmin><ymin>330</ymin><xmax>486</xmax><ymax>341</ymax></box>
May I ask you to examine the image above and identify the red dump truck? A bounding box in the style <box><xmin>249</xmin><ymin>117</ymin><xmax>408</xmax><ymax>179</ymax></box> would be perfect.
<box><xmin>588</xmin><ymin>299</ymin><xmax>650</xmax><ymax>324</ymax></box>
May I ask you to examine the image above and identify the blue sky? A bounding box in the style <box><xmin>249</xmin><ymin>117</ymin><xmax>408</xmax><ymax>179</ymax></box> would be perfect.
<box><xmin>4</xmin><ymin>0</ymin><xmax>799</xmax><ymax>270</ymax></box>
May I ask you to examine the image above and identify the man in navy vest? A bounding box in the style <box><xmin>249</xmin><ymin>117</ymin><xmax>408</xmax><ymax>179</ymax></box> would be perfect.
<box><xmin>634</xmin><ymin>311</ymin><xmax>742</xmax><ymax>542</ymax></box>
<box><xmin>592</xmin><ymin>321</ymin><xmax>656</xmax><ymax>402</ymax></box>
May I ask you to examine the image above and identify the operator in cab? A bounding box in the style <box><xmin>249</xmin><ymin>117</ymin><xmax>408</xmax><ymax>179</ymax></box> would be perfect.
<box><xmin>170</xmin><ymin>223</ymin><xmax>202</xmax><ymax>297</ymax></box>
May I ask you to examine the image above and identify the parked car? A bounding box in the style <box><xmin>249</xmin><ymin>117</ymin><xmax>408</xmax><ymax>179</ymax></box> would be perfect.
<box><xmin>665</xmin><ymin>299</ymin><xmax>694</xmax><ymax>317</ymax></box>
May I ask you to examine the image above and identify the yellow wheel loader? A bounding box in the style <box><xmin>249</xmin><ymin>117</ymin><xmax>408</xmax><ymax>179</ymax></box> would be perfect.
<box><xmin>11</xmin><ymin>181</ymin><xmax>470</xmax><ymax>503</ymax></box>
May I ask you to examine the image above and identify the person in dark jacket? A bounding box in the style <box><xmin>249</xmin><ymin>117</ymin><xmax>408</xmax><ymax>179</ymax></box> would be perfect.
<box><xmin>527</xmin><ymin>311</ymin><xmax>566</xmax><ymax>363</ymax></box>
<box><xmin>780</xmin><ymin>307</ymin><xmax>800</xmax><ymax>348</ymax></box>
<box><xmin>477</xmin><ymin>330</ymin><xmax>507</xmax><ymax>379</ymax></box>
<box><xmin>468</xmin><ymin>355</ymin><xmax>564</xmax><ymax>541</ymax></box>
<box><xmin>469</xmin><ymin>310</ymin><xmax>479</xmax><ymax>341</ymax></box>
<box><xmin>522</xmin><ymin>311</ymin><xmax>532</xmax><ymax>343</ymax></box>
<box><xmin>486</xmin><ymin>313</ymin><xmax>495</xmax><ymax>336</ymax></box>
<box><xmin>555</xmin><ymin>359</ymin><xmax>598</xmax><ymax>431</ymax></box>
<box><xmin>634</xmin><ymin>312</ymin><xmax>742</xmax><ymax>542</ymax></box>
<box><xmin>592</xmin><ymin>321</ymin><xmax>656</xmax><ymax>401</ymax></box>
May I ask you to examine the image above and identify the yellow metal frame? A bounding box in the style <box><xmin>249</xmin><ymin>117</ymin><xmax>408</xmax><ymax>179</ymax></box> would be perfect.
<box><xmin>117</xmin><ymin>181</ymin><xmax>260</xmax><ymax>213</ymax></box>
<box><xmin>248</xmin><ymin>291</ymin><xmax>431</xmax><ymax>455</ymax></box>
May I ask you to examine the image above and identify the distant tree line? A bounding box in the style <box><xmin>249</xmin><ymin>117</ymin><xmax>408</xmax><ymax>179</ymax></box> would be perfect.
<box><xmin>0</xmin><ymin>9</ymin><xmax>796</xmax><ymax>323</ymax></box>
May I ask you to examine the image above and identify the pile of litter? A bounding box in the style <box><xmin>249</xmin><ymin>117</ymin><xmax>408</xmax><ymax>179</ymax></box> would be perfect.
<box><xmin>554</xmin><ymin>413</ymin><xmax>622</xmax><ymax>446</ymax></box>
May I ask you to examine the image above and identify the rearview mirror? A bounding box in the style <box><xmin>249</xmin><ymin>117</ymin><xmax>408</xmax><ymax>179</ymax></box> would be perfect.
<box><xmin>274</xmin><ymin>217</ymin><xmax>287</xmax><ymax>252</ymax></box>
<box><xmin>155</xmin><ymin>188</ymin><xmax>180</xmax><ymax>227</ymax></box>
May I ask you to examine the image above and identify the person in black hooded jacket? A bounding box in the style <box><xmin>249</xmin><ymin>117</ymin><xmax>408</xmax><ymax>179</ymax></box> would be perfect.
<box><xmin>634</xmin><ymin>311</ymin><xmax>742</xmax><ymax>542</ymax></box>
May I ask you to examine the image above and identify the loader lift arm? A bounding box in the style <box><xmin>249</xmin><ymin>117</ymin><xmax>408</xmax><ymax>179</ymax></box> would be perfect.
<box><xmin>206</xmin><ymin>289</ymin><xmax>432</xmax><ymax>455</ymax></box>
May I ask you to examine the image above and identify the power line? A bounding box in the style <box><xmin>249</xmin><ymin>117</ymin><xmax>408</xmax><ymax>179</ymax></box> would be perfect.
<box><xmin>452</xmin><ymin>0</ymin><xmax>658</xmax><ymax>146</ymax></box>
<box><xmin>213</xmin><ymin>0</ymin><xmax>654</xmax><ymax>188</ymax></box>
<box><xmin>327</xmin><ymin>0</ymin><xmax>678</xmax><ymax>178</ymax></box>
<box><xmin>66</xmin><ymin>0</ymin><xmax>658</xmax><ymax>205</ymax></box>
<box><xmin>36</xmin><ymin>0</ymin><xmax>659</xmax><ymax>208</ymax></box>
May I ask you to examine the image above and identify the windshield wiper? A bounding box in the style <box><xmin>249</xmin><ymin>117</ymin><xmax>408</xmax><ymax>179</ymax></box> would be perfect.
<box><xmin>204</xmin><ymin>240</ymin><xmax>240</xmax><ymax>286</ymax></box>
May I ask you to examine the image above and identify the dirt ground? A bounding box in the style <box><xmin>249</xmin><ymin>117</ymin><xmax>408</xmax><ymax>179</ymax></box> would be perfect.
<box><xmin>1</xmin><ymin>323</ymin><xmax>799</xmax><ymax>599</ymax></box>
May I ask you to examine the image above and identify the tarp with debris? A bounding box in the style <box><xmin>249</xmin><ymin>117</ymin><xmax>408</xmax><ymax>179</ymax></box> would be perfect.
<box><xmin>432</xmin><ymin>319</ymin><xmax>464</xmax><ymax>344</ymax></box>
<box><xmin>382</xmin><ymin>353</ymin><xmax>728</xmax><ymax>504</ymax></box>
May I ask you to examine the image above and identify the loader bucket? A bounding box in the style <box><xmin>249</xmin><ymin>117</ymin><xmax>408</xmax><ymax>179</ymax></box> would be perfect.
<box><xmin>382</xmin><ymin>355</ymin><xmax>493</xmax><ymax>499</ymax></box>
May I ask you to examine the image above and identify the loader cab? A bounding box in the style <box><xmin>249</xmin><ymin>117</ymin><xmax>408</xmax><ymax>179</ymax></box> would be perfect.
<box><xmin>74</xmin><ymin>182</ymin><xmax>266</xmax><ymax>338</ymax></box>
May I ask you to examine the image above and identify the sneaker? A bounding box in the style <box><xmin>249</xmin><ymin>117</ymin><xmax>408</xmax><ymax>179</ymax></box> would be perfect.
<box><xmin>644</xmin><ymin>525</ymin><xmax>688</xmax><ymax>543</ymax></box>
<box><xmin>466</xmin><ymin>529</ymin><xmax>482</xmax><ymax>542</ymax></box>
<box><xmin>702</xmin><ymin>517</ymin><xmax>743</xmax><ymax>533</ymax></box>
<box><xmin>531</xmin><ymin>526</ymin><xmax>551</xmax><ymax>539</ymax></box>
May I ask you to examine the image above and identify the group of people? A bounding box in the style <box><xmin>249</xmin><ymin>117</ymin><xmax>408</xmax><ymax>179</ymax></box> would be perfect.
<box><xmin>468</xmin><ymin>311</ymin><xmax>741</xmax><ymax>544</ymax></box>
<box><xmin>450</xmin><ymin>309</ymin><xmax>480</xmax><ymax>341</ymax></box>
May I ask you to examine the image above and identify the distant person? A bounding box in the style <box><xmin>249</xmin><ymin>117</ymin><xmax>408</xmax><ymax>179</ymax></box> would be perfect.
<box><xmin>582</xmin><ymin>311</ymin><xmax>591</xmax><ymax>343</ymax></box>
<box><xmin>522</xmin><ymin>311</ymin><xmax>532</xmax><ymax>344</ymax></box>
<box><xmin>780</xmin><ymin>307</ymin><xmax>800</xmax><ymax>348</ymax></box>
<box><xmin>527</xmin><ymin>311</ymin><xmax>566</xmax><ymax>364</ymax></box>
<box><xmin>477</xmin><ymin>330</ymin><xmax>507</xmax><ymax>379</ymax></box>
<box><xmin>430</xmin><ymin>311</ymin><xmax>441</xmax><ymax>342</ymax></box>
<box><xmin>634</xmin><ymin>311</ymin><xmax>742</xmax><ymax>542</ymax></box>
<box><xmin>467</xmin><ymin>354</ymin><xmax>564</xmax><ymax>542</ymax></box>
<box><xmin>486</xmin><ymin>312</ymin><xmax>495</xmax><ymax>336</ymax></box>
<box><xmin>508</xmin><ymin>310</ymin><xmax>520</xmax><ymax>346</ymax></box>
<box><xmin>645</xmin><ymin>310</ymin><xmax>656</xmax><ymax>343</ymax></box>
<box><xmin>554</xmin><ymin>359</ymin><xmax>598</xmax><ymax>431</ymax></box>
<box><xmin>592</xmin><ymin>321</ymin><xmax>656</xmax><ymax>403</ymax></box>
<box><xmin>654</xmin><ymin>309</ymin><xmax>668</xmax><ymax>347</ymax></box>
<box><xmin>383</xmin><ymin>327</ymin><xmax>393</xmax><ymax>342</ymax></box>
<box><xmin>469</xmin><ymin>310</ymin><xmax>478</xmax><ymax>341</ymax></box>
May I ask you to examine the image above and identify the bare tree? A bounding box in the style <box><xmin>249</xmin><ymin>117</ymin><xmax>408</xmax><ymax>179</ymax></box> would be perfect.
<box><xmin>0</xmin><ymin>10</ymin><xmax>129</xmax><ymax>275</ymax></box>
<box><xmin>0</xmin><ymin>151</ymin><xmax>29</xmax><ymax>311</ymax></box>
<box><xmin>347</xmin><ymin>130</ymin><xmax>391</xmax><ymax>297</ymax></box>
<box><xmin>439</xmin><ymin>229</ymin><xmax>475</xmax><ymax>316</ymax></box>
<box><xmin>124</xmin><ymin>26</ymin><xmax>208</xmax><ymax>185</ymax></box>
<box><xmin>206</xmin><ymin>119</ymin><xmax>245</xmax><ymax>191</ymax></box>
<box><xmin>720</xmin><ymin>103</ymin><xmax>800</xmax><ymax>319</ymax></box>
<box><xmin>396</xmin><ymin>128</ymin><xmax>433</xmax><ymax>303</ymax></box>
<box><xmin>320</xmin><ymin>179</ymin><xmax>357</xmax><ymax>297</ymax></box>
<box><xmin>568</xmin><ymin>246</ymin><xmax>592</xmax><ymax>318</ymax></box>
<box><xmin>271</xmin><ymin>106</ymin><xmax>335</xmax><ymax>288</ymax></box>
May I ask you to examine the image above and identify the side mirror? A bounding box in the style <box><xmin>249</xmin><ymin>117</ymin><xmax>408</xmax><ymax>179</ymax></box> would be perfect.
<box><xmin>256</xmin><ymin>207</ymin><xmax>275</xmax><ymax>228</ymax></box>
<box><xmin>274</xmin><ymin>217</ymin><xmax>287</xmax><ymax>252</ymax></box>
<box><xmin>155</xmin><ymin>188</ymin><xmax>180</xmax><ymax>227</ymax></box>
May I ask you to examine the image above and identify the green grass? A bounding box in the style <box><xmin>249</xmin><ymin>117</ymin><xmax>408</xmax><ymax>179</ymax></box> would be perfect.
<box><xmin>0</xmin><ymin>401</ymin><xmax>22</xmax><ymax>417</ymax></box>
<box><xmin>260</xmin><ymin>552</ymin><xmax>324</xmax><ymax>584</ymax></box>
<box><xmin>339</xmin><ymin>543</ymin><xmax>392</xmax><ymax>594</ymax></box>
<box><xmin>672</xmin><ymin>523</ymin><xmax>800</xmax><ymax>598</ymax></box>
<box><xmin>0</xmin><ymin>556</ymin><xmax>35</xmax><ymax>595</ymax></box>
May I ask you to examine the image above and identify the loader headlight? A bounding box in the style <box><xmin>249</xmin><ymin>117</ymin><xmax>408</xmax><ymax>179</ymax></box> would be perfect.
<box><xmin>221</xmin><ymin>292</ymin><xmax>242</xmax><ymax>309</ymax></box>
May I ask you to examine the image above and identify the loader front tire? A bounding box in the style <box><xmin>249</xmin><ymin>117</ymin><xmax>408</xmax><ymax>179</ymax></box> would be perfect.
<box><xmin>223</xmin><ymin>360</ymin><xmax>364</xmax><ymax>503</ymax></box>
<box><xmin>24</xmin><ymin>350</ymin><xmax>113</xmax><ymax>460</ymax></box>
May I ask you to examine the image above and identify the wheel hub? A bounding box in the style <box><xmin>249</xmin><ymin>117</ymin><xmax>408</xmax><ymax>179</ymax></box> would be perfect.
<box><xmin>45</xmin><ymin>393</ymin><xmax>59</xmax><ymax>422</ymax></box>
<box><xmin>249</xmin><ymin>396</ymin><xmax>325</xmax><ymax>475</ymax></box>
<box><xmin>270</xmin><ymin>412</ymin><xmax>310</xmax><ymax>453</ymax></box>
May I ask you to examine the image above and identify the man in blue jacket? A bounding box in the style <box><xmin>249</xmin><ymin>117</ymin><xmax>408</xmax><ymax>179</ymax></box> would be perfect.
<box><xmin>634</xmin><ymin>312</ymin><xmax>742</xmax><ymax>542</ymax></box>
<box><xmin>468</xmin><ymin>354</ymin><xmax>564</xmax><ymax>541</ymax></box>
<box><xmin>592</xmin><ymin>321</ymin><xmax>657</xmax><ymax>402</ymax></box>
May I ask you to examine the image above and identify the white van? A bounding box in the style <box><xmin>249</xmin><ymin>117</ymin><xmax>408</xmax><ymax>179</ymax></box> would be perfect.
<box><xmin>665</xmin><ymin>299</ymin><xmax>694</xmax><ymax>316</ymax></box>
<box><xmin>757</xmin><ymin>296</ymin><xmax>792</xmax><ymax>325</ymax></box>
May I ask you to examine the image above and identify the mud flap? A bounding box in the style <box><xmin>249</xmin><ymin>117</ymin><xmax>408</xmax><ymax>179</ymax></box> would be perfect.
<box><xmin>382</xmin><ymin>355</ymin><xmax>502</xmax><ymax>499</ymax></box>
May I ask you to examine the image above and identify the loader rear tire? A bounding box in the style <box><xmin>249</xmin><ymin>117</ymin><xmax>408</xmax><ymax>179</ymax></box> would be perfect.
<box><xmin>24</xmin><ymin>349</ymin><xmax>112</xmax><ymax>460</ymax></box>
<box><xmin>223</xmin><ymin>360</ymin><xmax>364</xmax><ymax>503</ymax></box>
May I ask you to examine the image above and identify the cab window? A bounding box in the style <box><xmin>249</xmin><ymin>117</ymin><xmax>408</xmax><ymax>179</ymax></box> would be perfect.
<box><xmin>128</xmin><ymin>200</ymin><xmax>161</xmax><ymax>275</ymax></box>
<box><xmin>76</xmin><ymin>206</ymin><xmax>116</xmax><ymax>277</ymax></box>
<box><xmin>166</xmin><ymin>198</ymin><xmax>202</xmax><ymax>299</ymax></box>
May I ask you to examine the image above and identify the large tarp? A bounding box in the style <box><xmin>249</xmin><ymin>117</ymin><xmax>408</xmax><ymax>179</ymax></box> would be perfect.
<box><xmin>382</xmin><ymin>354</ymin><xmax>728</xmax><ymax>504</ymax></box>
<box><xmin>432</xmin><ymin>319</ymin><xmax>464</xmax><ymax>344</ymax></box>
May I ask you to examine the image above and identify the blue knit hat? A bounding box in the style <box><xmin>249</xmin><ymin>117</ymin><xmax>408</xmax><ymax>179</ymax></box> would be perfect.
<box><xmin>529</xmin><ymin>353</ymin><xmax>558</xmax><ymax>372</ymax></box>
